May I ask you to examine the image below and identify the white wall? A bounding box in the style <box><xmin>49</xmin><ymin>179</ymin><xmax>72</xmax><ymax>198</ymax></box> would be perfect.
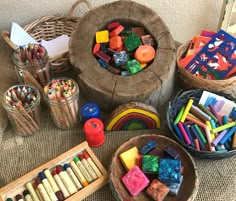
<box><xmin>0</xmin><ymin>0</ymin><xmax>223</xmax><ymax>43</ymax></box>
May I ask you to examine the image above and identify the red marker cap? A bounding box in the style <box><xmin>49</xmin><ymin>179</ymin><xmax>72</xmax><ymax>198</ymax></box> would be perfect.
<box><xmin>78</xmin><ymin>153</ymin><xmax>84</xmax><ymax>160</ymax></box>
<box><xmin>56</xmin><ymin>165</ymin><xmax>63</xmax><ymax>173</ymax></box>
<box><xmin>83</xmin><ymin>151</ymin><xmax>90</xmax><ymax>159</ymax></box>
<box><xmin>51</xmin><ymin>169</ymin><xmax>58</xmax><ymax>176</ymax></box>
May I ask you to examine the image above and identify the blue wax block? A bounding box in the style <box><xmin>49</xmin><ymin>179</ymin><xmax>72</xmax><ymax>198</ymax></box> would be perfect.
<box><xmin>81</xmin><ymin>102</ymin><xmax>101</xmax><ymax>124</ymax></box>
<box><xmin>140</xmin><ymin>141</ymin><xmax>157</xmax><ymax>155</ymax></box>
<box><xmin>100</xmin><ymin>43</ymin><xmax>108</xmax><ymax>54</ymax></box>
<box><xmin>113</xmin><ymin>51</ymin><xmax>129</xmax><ymax>66</ymax></box>
<box><xmin>158</xmin><ymin>159</ymin><xmax>181</xmax><ymax>184</ymax></box>
<box><xmin>167</xmin><ymin>175</ymin><xmax>183</xmax><ymax>196</ymax></box>
<box><xmin>163</xmin><ymin>146</ymin><xmax>179</xmax><ymax>159</ymax></box>
<box><xmin>121</xmin><ymin>71</ymin><xmax>131</xmax><ymax>76</ymax></box>
<box><xmin>98</xmin><ymin>58</ymin><xmax>108</xmax><ymax>68</ymax></box>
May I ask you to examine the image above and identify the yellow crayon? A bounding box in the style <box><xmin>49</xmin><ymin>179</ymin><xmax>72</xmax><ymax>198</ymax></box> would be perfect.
<box><xmin>180</xmin><ymin>98</ymin><xmax>194</xmax><ymax>122</ymax></box>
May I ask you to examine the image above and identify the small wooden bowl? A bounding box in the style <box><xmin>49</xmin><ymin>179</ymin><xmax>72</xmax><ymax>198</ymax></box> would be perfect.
<box><xmin>109</xmin><ymin>134</ymin><xmax>199</xmax><ymax>201</ymax></box>
<box><xmin>167</xmin><ymin>89</ymin><xmax>236</xmax><ymax>159</ymax></box>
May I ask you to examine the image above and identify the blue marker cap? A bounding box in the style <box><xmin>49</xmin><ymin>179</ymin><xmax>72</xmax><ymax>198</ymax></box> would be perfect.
<box><xmin>81</xmin><ymin>103</ymin><xmax>100</xmax><ymax>123</ymax></box>
<box><xmin>63</xmin><ymin>163</ymin><xmax>70</xmax><ymax>170</ymax></box>
<box><xmin>39</xmin><ymin>172</ymin><xmax>46</xmax><ymax>180</ymax></box>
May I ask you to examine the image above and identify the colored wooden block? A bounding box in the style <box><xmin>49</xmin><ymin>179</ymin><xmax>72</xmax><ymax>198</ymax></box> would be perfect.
<box><xmin>126</xmin><ymin>59</ymin><xmax>142</xmax><ymax>74</ymax></box>
<box><xmin>163</xmin><ymin>146</ymin><xmax>179</xmax><ymax>159</ymax></box>
<box><xmin>146</xmin><ymin>179</ymin><xmax>169</xmax><ymax>201</ymax></box>
<box><xmin>141</xmin><ymin>35</ymin><xmax>155</xmax><ymax>46</ymax></box>
<box><xmin>95</xmin><ymin>50</ymin><xmax>111</xmax><ymax>63</ymax></box>
<box><xmin>132</xmin><ymin>27</ymin><xmax>145</xmax><ymax>37</ymax></box>
<box><xmin>123</xmin><ymin>34</ymin><xmax>142</xmax><ymax>52</ymax></box>
<box><xmin>107</xmin><ymin>66</ymin><xmax>121</xmax><ymax>75</ymax></box>
<box><xmin>142</xmin><ymin>155</ymin><xmax>159</xmax><ymax>174</ymax></box>
<box><xmin>113</xmin><ymin>51</ymin><xmax>129</xmax><ymax>66</ymax></box>
<box><xmin>108</xmin><ymin>22</ymin><xmax>120</xmax><ymax>30</ymax></box>
<box><xmin>109</xmin><ymin>25</ymin><xmax>124</xmax><ymax>37</ymax></box>
<box><xmin>167</xmin><ymin>175</ymin><xmax>183</xmax><ymax>196</ymax></box>
<box><xmin>158</xmin><ymin>159</ymin><xmax>182</xmax><ymax>184</ymax></box>
<box><xmin>121</xmin><ymin>166</ymin><xmax>150</xmax><ymax>196</ymax></box>
<box><xmin>119</xmin><ymin>146</ymin><xmax>139</xmax><ymax>171</ymax></box>
<box><xmin>96</xmin><ymin>30</ymin><xmax>109</xmax><ymax>43</ymax></box>
<box><xmin>140</xmin><ymin>140</ymin><xmax>157</xmax><ymax>155</ymax></box>
<box><xmin>109</xmin><ymin>36</ymin><xmax>123</xmax><ymax>50</ymax></box>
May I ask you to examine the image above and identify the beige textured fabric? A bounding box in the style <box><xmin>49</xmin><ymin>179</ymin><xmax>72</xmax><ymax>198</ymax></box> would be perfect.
<box><xmin>0</xmin><ymin>42</ymin><xmax>236</xmax><ymax>201</ymax></box>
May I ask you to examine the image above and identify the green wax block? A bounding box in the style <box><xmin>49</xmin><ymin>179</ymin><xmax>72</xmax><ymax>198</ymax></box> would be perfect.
<box><xmin>123</xmin><ymin>34</ymin><xmax>142</xmax><ymax>52</ymax></box>
<box><xmin>126</xmin><ymin>59</ymin><xmax>142</xmax><ymax>74</ymax></box>
<box><xmin>142</xmin><ymin>155</ymin><xmax>159</xmax><ymax>174</ymax></box>
<box><xmin>120</xmin><ymin>28</ymin><xmax>132</xmax><ymax>36</ymax></box>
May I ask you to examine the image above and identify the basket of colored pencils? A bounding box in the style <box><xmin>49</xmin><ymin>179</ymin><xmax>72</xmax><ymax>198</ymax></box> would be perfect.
<box><xmin>167</xmin><ymin>89</ymin><xmax>236</xmax><ymax>159</ymax></box>
<box><xmin>1</xmin><ymin>0</ymin><xmax>92</xmax><ymax>73</ymax></box>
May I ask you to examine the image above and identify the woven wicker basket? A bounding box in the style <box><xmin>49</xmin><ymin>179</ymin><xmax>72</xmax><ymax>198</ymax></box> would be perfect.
<box><xmin>1</xmin><ymin>0</ymin><xmax>91</xmax><ymax>73</ymax></box>
<box><xmin>167</xmin><ymin>89</ymin><xmax>236</xmax><ymax>159</ymax></box>
<box><xmin>176</xmin><ymin>41</ymin><xmax>236</xmax><ymax>97</ymax></box>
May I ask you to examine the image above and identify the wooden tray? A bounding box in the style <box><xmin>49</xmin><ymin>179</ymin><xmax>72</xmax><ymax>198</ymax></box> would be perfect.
<box><xmin>109</xmin><ymin>134</ymin><xmax>199</xmax><ymax>201</ymax></box>
<box><xmin>0</xmin><ymin>141</ymin><xmax>108</xmax><ymax>201</ymax></box>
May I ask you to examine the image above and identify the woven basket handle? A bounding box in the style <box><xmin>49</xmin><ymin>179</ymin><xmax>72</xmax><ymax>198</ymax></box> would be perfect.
<box><xmin>1</xmin><ymin>30</ymin><xmax>18</xmax><ymax>50</ymax></box>
<box><xmin>68</xmin><ymin>0</ymin><xmax>92</xmax><ymax>17</ymax></box>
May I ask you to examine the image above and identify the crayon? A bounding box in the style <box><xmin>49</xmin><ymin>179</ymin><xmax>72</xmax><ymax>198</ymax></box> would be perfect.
<box><xmin>70</xmin><ymin>161</ymin><xmax>89</xmax><ymax>187</ymax></box>
<box><xmin>180</xmin><ymin>98</ymin><xmax>194</xmax><ymax>122</ymax></box>
<box><xmin>193</xmin><ymin>124</ymin><xmax>207</xmax><ymax>144</ymax></box>
<box><xmin>172</xmin><ymin>124</ymin><xmax>184</xmax><ymax>141</ymax></box>
<box><xmin>219</xmin><ymin>126</ymin><xmax>236</xmax><ymax>145</ymax></box>
<box><xmin>174</xmin><ymin>106</ymin><xmax>185</xmax><ymax>124</ymax></box>
<box><xmin>35</xmin><ymin>177</ymin><xmax>51</xmax><ymax>201</ymax></box>
<box><xmin>74</xmin><ymin>157</ymin><xmax>93</xmax><ymax>183</ymax></box>
<box><xmin>198</xmin><ymin>104</ymin><xmax>218</xmax><ymax>123</ymax></box>
<box><xmin>211</xmin><ymin>122</ymin><xmax>236</xmax><ymax>134</ymax></box>
<box><xmin>44</xmin><ymin>169</ymin><xmax>60</xmax><ymax>193</ymax></box>
<box><xmin>23</xmin><ymin>190</ymin><xmax>34</xmax><ymax>201</ymax></box>
<box><xmin>26</xmin><ymin>182</ymin><xmax>40</xmax><ymax>201</ymax></box>
<box><xmin>15</xmin><ymin>195</ymin><xmax>23</xmax><ymax>201</ymax></box>
<box><xmin>177</xmin><ymin>122</ymin><xmax>191</xmax><ymax>145</ymax></box>
<box><xmin>64</xmin><ymin>163</ymin><xmax>83</xmax><ymax>190</ymax></box>
<box><xmin>189</xmin><ymin>126</ymin><xmax>206</xmax><ymax>150</ymax></box>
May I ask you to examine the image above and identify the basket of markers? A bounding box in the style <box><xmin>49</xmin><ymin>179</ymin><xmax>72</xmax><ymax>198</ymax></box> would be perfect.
<box><xmin>167</xmin><ymin>89</ymin><xmax>236</xmax><ymax>159</ymax></box>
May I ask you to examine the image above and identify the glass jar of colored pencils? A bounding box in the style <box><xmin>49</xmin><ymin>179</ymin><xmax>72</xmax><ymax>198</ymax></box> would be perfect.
<box><xmin>12</xmin><ymin>44</ymin><xmax>53</xmax><ymax>90</ymax></box>
<box><xmin>43</xmin><ymin>77</ymin><xmax>80</xmax><ymax>129</ymax></box>
<box><xmin>2</xmin><ymin>84</ymin><xmax>42</xmax><ymax>136</ymax></box>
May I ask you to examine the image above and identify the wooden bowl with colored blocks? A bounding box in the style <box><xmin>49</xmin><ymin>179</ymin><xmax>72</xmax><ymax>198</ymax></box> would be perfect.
<box><xmin>109</xmin><ymin>134</ymin><xmax>199</xmax><ymax>201</ymax></box>
<box><xmin>167</xmin><ymin>89</ymin><xmax>236</xmax><ymax>159</ymax></box>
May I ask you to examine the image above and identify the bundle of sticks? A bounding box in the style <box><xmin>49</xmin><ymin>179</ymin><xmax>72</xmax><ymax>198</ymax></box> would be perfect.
<box><xmin>4</xmin><ymin>85</ymin><xmax>41</xmax><ymax>136</ymax></box>
<box><xmin>44</xmin><ymin>78</ymin><xmax>79</xmax><ymax>129</ymax></box>
<box><xmin>14</xmin><ymin>44</ymin><xmax>51</xmax><ymax>89</ymax></box>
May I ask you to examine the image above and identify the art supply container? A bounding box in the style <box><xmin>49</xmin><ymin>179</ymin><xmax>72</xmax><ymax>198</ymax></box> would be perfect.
<box><xmin>83</xmin><ymin>118</ymin><xmax>105</xmax><ymax>147</ymax></box>
<box><xmin>43</xmin><ymin>77</ymin><xmax>80</xmax><ymax>129</ymax></box>
<box><xmin>12</xmin><ymin>44</ymin><xmax>53</xmax><ymax>90</ymax></box>
<box><xmin>2</xmin><ymin>84</ymin><xmax>42</xmax><ymax>136</ymax></box>
<box><xmin>81</xmin><ymin>102</ymin><xmax>101</xmax><ymax>124</ymax></box>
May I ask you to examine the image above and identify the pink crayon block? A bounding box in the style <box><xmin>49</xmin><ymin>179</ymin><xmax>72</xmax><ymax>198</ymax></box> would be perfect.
<box><xmin>122</xmin><ymin>166</ymin><xmax>150</xmax><ymax>196</ymax></box>
<box><xmin>177</xmin><ymin>122</ymin><xmax>191</xmax><ymax>145</ymax></box>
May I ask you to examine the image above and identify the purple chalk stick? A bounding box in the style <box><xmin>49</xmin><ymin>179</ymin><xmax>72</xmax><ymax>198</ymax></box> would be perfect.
<box><xmin>211</xmin><ymin>130</ymin><xmax>227</xmax><ymax>147</ymax></box>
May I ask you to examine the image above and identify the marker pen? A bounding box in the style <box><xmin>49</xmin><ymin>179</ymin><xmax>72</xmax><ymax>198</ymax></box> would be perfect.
<box><xmin>26</xmin><ymin>182</ymin><xmax>40</xmax><ymax>201</ymax></box>
<box><xmin>63</xmin><ymin>163</ymin><xmax>83</xmax><ymax>190</ymax></box>
<box><xmin>51</xmin><ymin>170</ymin><xmax>70</xmax><ymax>199</ymax></box>
<box><xmin>74</xmin><ymin>156</ymin><xmax>93</xmax><ymax>183</ymax></box>
<box><xmin>15</xmin><ymin>194</ymin><xmax>24</xmax><ymax>201</ymax></box>
<box><xmin>35</xmin><ymin>177</ymin><xmax>51</xmax><ymax>201</ymax></box>
<box><xmin>83</xmin><ymin>151</ymin><xmax>102</xmax><ymax>177</ymax></box>
<box><xmin>55</xmin><ymin>166</ymin><xmax>77</xmax><ymax>195</ymax></box>
<box><xmin>69</xmin><ymin>161</ymin><xmax>88</xmax><ymax>187</ymax></box>
<box><xmin>39</xmin><ymin>172</ymin><xmax>58</xmax><ymax>201</ymax></box>
<box><xmin>23</xmin><ymin>190</ymin><xmax>33</xmax><ymax>201</ymax></box>
<box><xmin>78</xmin><ymin>153</ymin><xmax>98</xmax><ymax>180</ymax></box>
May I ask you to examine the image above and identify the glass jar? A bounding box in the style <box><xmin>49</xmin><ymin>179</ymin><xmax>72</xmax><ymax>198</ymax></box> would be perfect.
<box><xmin>44</xmin><ymin>77</ymin><xmax>80</xmax><ymax>129</ymax></box>
<box><xmin>2</xmin><ymin>84</ymin><xmax>42</xmax><ymax>136</ymax></box>
<box><xmin>12</xmin><ymin>44</ymin><xmax>53</xmax><ymax>88</ymax></box>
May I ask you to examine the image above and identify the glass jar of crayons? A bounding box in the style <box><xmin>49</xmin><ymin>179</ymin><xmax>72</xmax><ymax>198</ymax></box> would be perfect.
<box><xmin>12</xmin><ymin>44</ymin><xmax>53</xmax><ymax>88</ymax></box>
<box><xmin>2</xmin><ymin>84</ymin><xmax>42</xmax><ymax>136</ymax></box>
<box><xmin>43</xmin><ymin>77</ymin><xmax>80</xmax><ymax>129</ymax></box>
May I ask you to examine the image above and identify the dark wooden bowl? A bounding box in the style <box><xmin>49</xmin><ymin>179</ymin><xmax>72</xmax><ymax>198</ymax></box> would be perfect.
<box><xmin>109</xmin><ymin>134</ymin><xmax>198</xmax><ymax>201</ymax></box>
<box><xmin>167</xmin><ymin>89</ymin><xmax>236</xmax><ymax>159</ymax></box>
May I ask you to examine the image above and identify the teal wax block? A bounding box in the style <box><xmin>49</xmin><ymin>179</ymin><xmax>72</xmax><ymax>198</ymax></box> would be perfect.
<box><xmin>142</xmin><ymin>155</ymin><xmax>159</xmax><ymax>174</ymax></box>
<box><xmin>123</xmin><ymin>34</ymin><xmax>142</xmax><ymax>52</ymax></box>
<box><xmin>98</xmin><ymin>58</ymin><xmax>108</xmax><ymax>68</ymax></box>
<box><xmin>126</xmin><ymin>59</ymin><xmax>142</xmax><ymax>74</ymax></box>
<box><xmin>158</xmin><ymin>159</ymin><xmax>181</xmax><ymax>184</ymax></box>
<box><xmin>167</xmin><ymin>175</ymin><xmax>183</xmax><ymax>196</ymax></box>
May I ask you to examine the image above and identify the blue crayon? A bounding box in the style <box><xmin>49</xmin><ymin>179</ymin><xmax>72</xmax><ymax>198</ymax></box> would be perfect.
<box><xmin>183</xmin><ymin>124</ymin><xmax>195</xmax><ymax>148</ymax></box>
<box><xmin>189</xmin><ymin>126</ymin><xmax>206</xmax><ymax>150</ymax></box>
<box><xmin>219</xmin><ymin>126</ymin><xmax>236</xmax><ymax>145</ymax></box>
<box><xmin>172</xmin><ymin>124</ymin><xmax>184</xmax><ymax>142</ymax></box>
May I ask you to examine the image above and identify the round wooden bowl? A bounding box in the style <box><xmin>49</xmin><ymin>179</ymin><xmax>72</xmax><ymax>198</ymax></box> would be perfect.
<box><xmin>69</xmin><ymin>0</ymin><xmax>176</xmax><ymax>111</ymax></box>
<box><xmin>167</xmin><ymin>89</ymin><xmax>236</xmax><ymax>159</ymax></box>
<box><xmin>109</xmin><ymin>134</ymin><xmax>199</xmax><ymax>201</ymax></box>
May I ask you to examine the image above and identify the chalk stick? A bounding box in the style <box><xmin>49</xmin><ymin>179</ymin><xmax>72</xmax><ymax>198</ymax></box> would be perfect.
<box><xmin>186</xmin><ymin>115</ymin><xmax>206</xmax><ymax>128</ymax></box>
<box><xmin>205</xmin><ymin>121</ymin><xmax>215</xmax><ymax>140</ymax></box>
<box><xmin>193</xmin><ymin>124</ymin><xmax>207</xmax><ymax>144</ymax></box>
<box><xmin>180</xmin><ymin>98</ymin><xmax>194</xmax><ymax>122</ymax></box>
<box><xmin>211</xmin><ymin>130</ymin><xmax>227</xmax><ymax>146</ymax></box>
<box><xmin>204</xmin><ymin>126</ymin><xmax>215</xmax><ymax>151</ymax></box>
<box><xmin>189</xmin><ymin>126</ymin><xmax>206</xmax><ymax>150</ymax></box>
<box><xmin>209</xmin><ymin>104</ymin><xmax>222</xmax><ymax>125</ymax></box>
<box><xmin>232</xmin><ymin>132</ymin><xmax>236</xmax><ymax>149</ymax></box>
<box><xmin>211</xmin><ymin>122</ymin><xmax>236</xmax><ymax>134</ymax></box>
<box><xmin>177</xmin><ymin>122</ymin><xmax>191</xmax><ymax>145</ymax></box>
<box><xmin>183</xmin><ymin>124</ymin><xmax>195</xmax><ymax>148</ymax></box>
<box><xmin>210</xmin><ymin>119</ymin><xmax>226</xmax><ymax>150</ymax></box>
<box><xmin>174</xmin><ymin>106</ymin><xmax>185</xmax><ymax>124</ymax></box>
<box><xmin>198</xmin><ymin>104</ymin><xmax>218</xmax><ymax>123</ymax></box>
<box><xmin>172</xmin><ymin>124</ymin><xmax>184</xmax><ymax>141</ymax></box>
<box><xmin>194</xmin><ymin>139</ymin><xmax>200</xmax><ymax>151</ymax></box>
<box><xmin>190</xmin><ymin>105</ymin><xmax>211</xmax><ymax>122</ymax></box>
<box><xmin>219</xmin><ymin>126</ymin><xmax>236</xmax><ymax>145</ymax></box>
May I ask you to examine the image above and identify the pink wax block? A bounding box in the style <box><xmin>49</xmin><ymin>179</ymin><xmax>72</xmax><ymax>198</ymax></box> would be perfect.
<box><xmin>122</xmin><ymin>166</ymin><xmax>150</xmax><ymax>196</ymax></box>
